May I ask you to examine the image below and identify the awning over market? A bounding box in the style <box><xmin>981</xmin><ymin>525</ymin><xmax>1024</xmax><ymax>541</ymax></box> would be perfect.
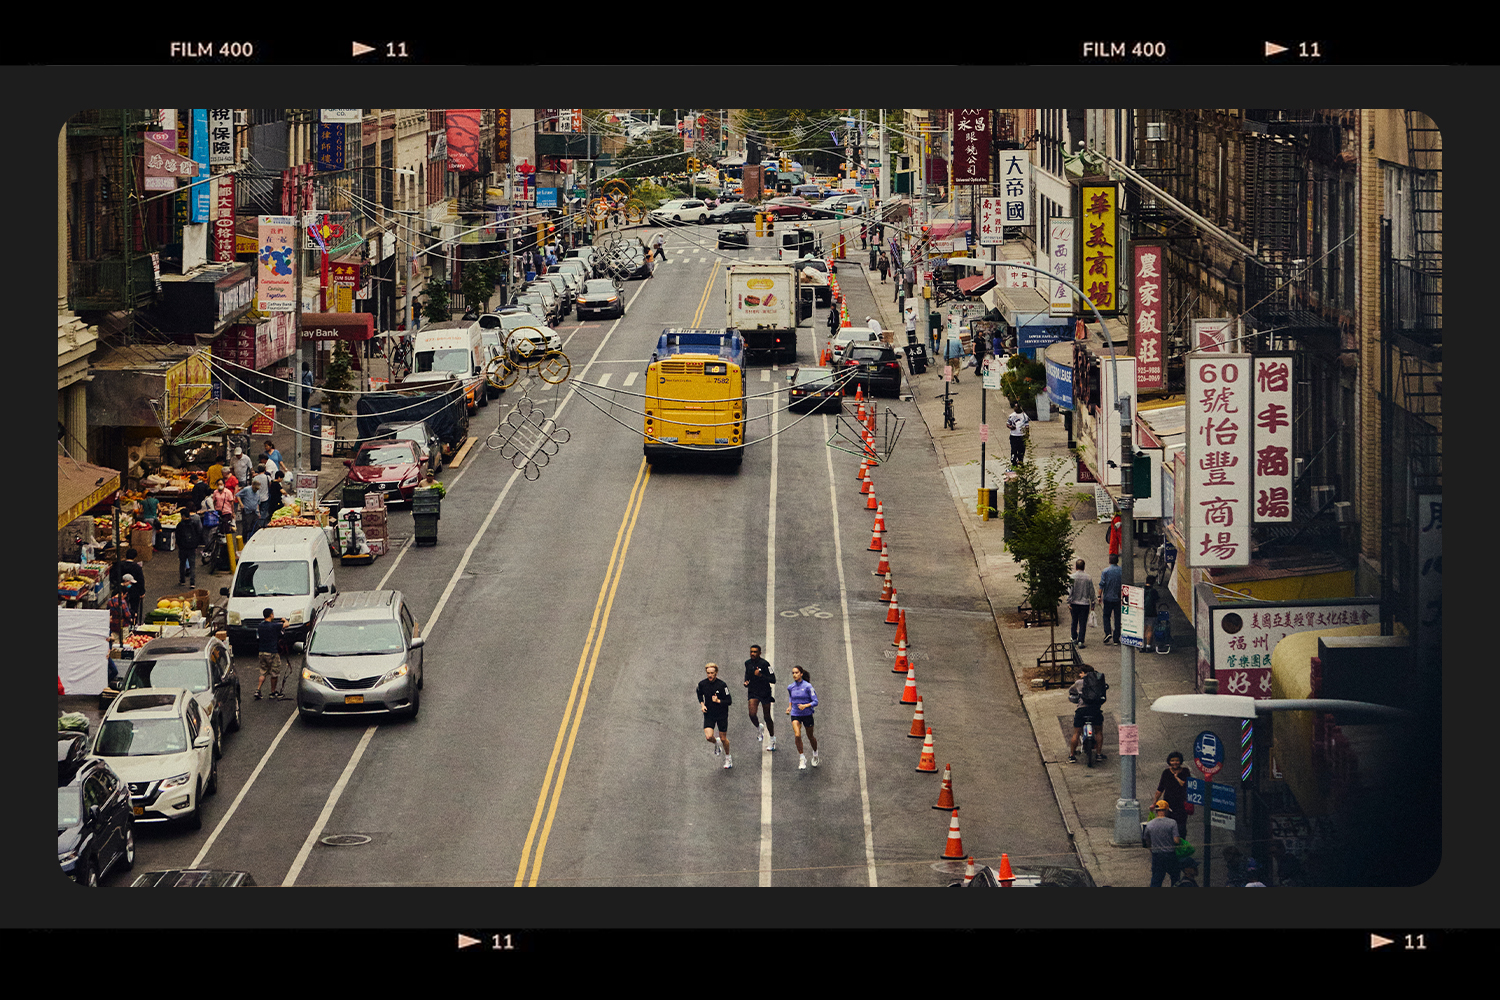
<box><xmin>169</xmin><ymin>399</ymin><xmax>266</xmax><ymax>446</ymax></box>
<box><xmin>957</xmin><ymin>273</ymin><xmax>995</xmax><ymax>296</ymax></box>
<box><xmin>300</xmin><ymin>312</ymin><xmax>375</xmax><ymax>341</ymax></box>
<box><xmin>58</xmin><ymin>456</ymin><xmax>120</xmax><ymax>530</ymax></box>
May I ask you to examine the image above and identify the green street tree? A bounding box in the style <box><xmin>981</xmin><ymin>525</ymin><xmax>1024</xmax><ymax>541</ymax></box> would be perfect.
<box><xmin>1002</xmin><ymin>456</ymin><xmax>1084</xmax><ymax>654</ymax></box>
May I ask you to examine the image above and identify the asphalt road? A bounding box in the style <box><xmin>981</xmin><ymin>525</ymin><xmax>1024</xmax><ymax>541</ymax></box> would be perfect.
<box><xmin>112</xmin><ymin>220</ymin><xmax>1076</xmax><ymax>904</ymax></box>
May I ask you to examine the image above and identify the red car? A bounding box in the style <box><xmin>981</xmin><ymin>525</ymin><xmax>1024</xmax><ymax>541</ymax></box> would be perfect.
<box><xmin>760</xmin><ymin>196</ymin><xmax>815</xmax><ymax>220</ymax></box>
<box><xmin>344</xmin><ymin>440</ymin><xmax>424</xmax><ymax>504</ymax></box>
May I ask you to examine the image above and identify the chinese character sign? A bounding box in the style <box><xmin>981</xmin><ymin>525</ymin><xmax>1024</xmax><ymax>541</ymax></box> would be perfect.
<box><xmin>1186</xmin><ymin>355</ymin><xmax>1252</xmax><ymax>567</ymax></box>
<box><xmin>1130</xmin><ymin>242</ymin><xmax>1166</xmax><ymax>391</ymax></box>
<box><xmin>1078</xmin><ymin>182</ymin><xmax>1117</xmax><ymax>315</ymax></box>
<box><xmin>1049</xmin><ymin>218</ymin><xmax>1075</xmax><ymax>315</ymax></box>
<box><xmin>1253</xmin><ymin>356</ymin><xmax>1295</xmax><ymax>523</ymax></box>
<box><xmin>1192</xmin><ymin>317</ymin><xmax>1233</xmax><ymax>353</ymax></box>
<box><xmin>996</xmin><ymin>149</ymin><xmax>1030</xmax><ymax>225</ymax></box>
<box><xmin>213</xmin><ymin>174</ymin><xmax>236</xmax><ymax>264</ymax></box>
<box><xmin>979</xmin><ymin>197</ymin><xmax>1004</xmax><ymax>246</ymax></box>
<box><xmin>1210</xmin><ymin>602</ymin><xmax>1380</xmax><ymax>700</ymax></box>
<box><xmin>316</xmin><ymin>122</ymin><xmax>346</xmax><ymax>172</ymax></box>
<box><xmin>208</xmin><ymin>108</ymin><xmax>235</xmax><ymax>167</ymax></box>
<box><xmin>495</xmin><ymin>108</ymin><xmax>511</xmax><ymax>164</ymax></box>
<box><xmin>952</xmin><ymin>109</ymin><xmax>990</xmax><ymax>186</ymax></box>
<box><xmin>255</xmin><ymin>216</ymin><xmax>297</xmax><ymax>313</ymax></box>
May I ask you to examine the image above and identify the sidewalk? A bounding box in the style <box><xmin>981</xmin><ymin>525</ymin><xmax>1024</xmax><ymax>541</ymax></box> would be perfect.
<box><xmin>851</xmin><ymin>258</ymin><xmax>1219</xmax><ymax>888</ymax></box>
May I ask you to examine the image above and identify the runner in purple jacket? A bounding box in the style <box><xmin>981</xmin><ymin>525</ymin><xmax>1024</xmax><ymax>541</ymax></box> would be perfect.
<box><xmin>784</xmin><ymin>666</ymin><xmax>819</xmax><ymax>770</ymax></box>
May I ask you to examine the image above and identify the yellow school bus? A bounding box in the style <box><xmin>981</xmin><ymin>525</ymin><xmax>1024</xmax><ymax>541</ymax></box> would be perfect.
<box><xmin>643</xmin><ymin>353</ymin><xmax>745</xmax><ymax>467</ymax></box>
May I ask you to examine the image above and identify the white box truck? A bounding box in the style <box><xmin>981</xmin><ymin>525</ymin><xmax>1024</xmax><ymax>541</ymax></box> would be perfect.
<box><xmin>726</xmin><ymin>263</ymin><xmax>799</xmax><ymax>364</ymax></box>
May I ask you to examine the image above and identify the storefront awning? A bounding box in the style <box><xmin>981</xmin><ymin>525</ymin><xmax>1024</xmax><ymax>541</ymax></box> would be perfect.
<box><xmin>957</xmin><ymin>274</ymin><xmax>995</xmax><ymax>296</ymax></box>
<box><xmin>58</xmin><ymin>456</ymin><xmax>121</xmax><ymax>530</ymax></box>
<box><xmin>301</xmin><ymin>312</ymin><xmax>375</xmax><ymax>341</ymax></box>
<box><xmin>168</xmin><ymin>399</ymin><xmax>266</xmax><ymax>446</ymax></box>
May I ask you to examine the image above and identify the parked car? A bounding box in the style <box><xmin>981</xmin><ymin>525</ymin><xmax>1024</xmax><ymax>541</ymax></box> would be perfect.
<box><xmin>827</xmin><ymin>325</ymin><xmax>883</xmax><ymax>367</ymax></box>
<box><xmin>790</xmin><ymin>183</ymin><xmax>825</xmax><ymax>201</ymax></box>
<box><xmin>58</xmin><ymin>746</ymin><xmax>135</xmax><ymax>886</ymax></box>
<box><xmin>108</xmin><ymin>635</ymin><xmax>241</xmax><ymax>759</ymax></box>
<box><xmin>840</xmin><ymin>343</ymin><xmax>904</xmax><ymax>397</ymax></box>
<box><xmin>130</xmin><ymin>869</ymin><xmax>258</xmax><ymax>887</ymax></box>
<box><xmin>649</xmin><ymin>198</ymin><xmax>710</xmax><ymax>225</ymax></box>
<box><xmin>556</xmin><ymin>258</ymin><xmax>591</xmax><ymax>288</ymax></box>
<box><xmin>787</xmin><ymin>365</ymin><xmax>844</xmax><ymax>414</ymax></box>
<box><xmin>507</xmin><ymin>324</ymin><xmax>563</xmax><ymax>361</ymax></box>
<box><xmin>575</xmin><ymin>279</ymin><xmax>625</xmax><ymax>320</ymax></box>
<box><xmin>374</xmin><ymin>419</ymin><xmax>442</xmax><ymax>473</ymax></box>
<box><xmin>814</xmin><ymin>193</ymin><xmax>868</xmax><ymax>218</ymax></box>
<box><xmin>760</xmin><ymin>196</ymin><xmax>815</xmax><ymax>220</ymax></box>
<box><xmin>707</xmin><ymin>201</ymin><xmax>759</xmax><ymax>224</ymax></box>
<box><xmin>511</xmin><ymin>294</ymin><xmax>553</xmax><ymax>327</ymax></box>
<box><xmin>562</xmin><ymin>246</ymin><xmax>596</xmax><ymax>277</ymax></box>
<box><xmin>522</xmin><ymin>281</ymin><xmax>565</xmax><ymax>325</ymax></box>
<box><xmin>540</xmin><ymin>271</ymin><xmax>577</xmax><ymax>316</ymax></box>
<box><xmin>344</xmin><ymin>439</ymin><xmax>424</xmax><ymax>505</ymax></box>
<box><xmin>295</xmin><ymin>590</ymin><xmax>426</xmax><ymax>721</ymax></box>
<box><xmin>89</xmin><ymin>688</ymin><xmax>217</xmax><ymax>831</ymax></box>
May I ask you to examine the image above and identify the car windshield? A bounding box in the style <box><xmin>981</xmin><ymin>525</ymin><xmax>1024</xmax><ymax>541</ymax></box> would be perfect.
<box><xmin>357</xmin><ymin>444</ymin><xmax>417</xmax><ymax>466</ymax></box>
<box><xmin>847</xmin><ymin>346</ymin><xmax>891</xmax><ymax>361</ymax></box>
<box><xmin>582</xmin><ymin>281</ymin><xmax>616</xmax><ymax>295</ymax></box>
<box><xmin>232</xmin><ymin>559</ymin><xmax>310</xmax><ymax>598</ymax></box>
<box><xmin>58</xmin><ymin>787</ymin><xmax>83</xmax><ymax>829</ymax></box>
<box><xmin>125</xmin><ymin>658</ymin><xmax>210</xmax><ymax>694</ymax></box>
<box><xmin>795</xmin><ymin>369</ymin><xmax>836</xmax><ymax>387</ymax></box>
<box><xmin>94</xmin><ymin>717</ymin><xmax>189</xmax><ymax>756</ymax></box>
<box><xmin>307</xmin><ymin>620</ymin><xmax>406</xmax><ymax>655</ymax></box>
<box><xmin>415</xmin><ymin>348</ymin><xmax>472</xmax><ymax>374</ymax></box>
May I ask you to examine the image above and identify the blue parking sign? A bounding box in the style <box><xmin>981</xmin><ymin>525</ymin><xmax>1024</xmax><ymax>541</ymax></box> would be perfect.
<box><xmin>1193</xmin><ymin>731</ymin><xmax>1223</xmax><ymax>778</ymax></box>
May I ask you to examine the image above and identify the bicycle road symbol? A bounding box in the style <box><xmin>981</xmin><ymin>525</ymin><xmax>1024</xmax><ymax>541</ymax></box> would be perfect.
<box><xmin>780</xmin><ymin>604</ymin><xmax>835</xmax><ymax>619</ymax></box>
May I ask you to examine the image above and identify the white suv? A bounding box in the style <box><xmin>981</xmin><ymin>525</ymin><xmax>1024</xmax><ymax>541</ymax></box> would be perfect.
<box><xmin>649</xmin><ymin>199</ymin><xmax>710</xmax><ymax>225</ymax></box>
<box><xmin>89</xmin><ymin>689</ymin><xmax>217</xmax><ymax>830</ymax></box>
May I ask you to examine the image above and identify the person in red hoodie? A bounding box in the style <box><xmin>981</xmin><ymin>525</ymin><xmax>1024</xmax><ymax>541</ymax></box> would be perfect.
<box><xmin>1106</xmin><ymin>514</ymin><xmax>1123</xmax><ymax>558</ymax></box>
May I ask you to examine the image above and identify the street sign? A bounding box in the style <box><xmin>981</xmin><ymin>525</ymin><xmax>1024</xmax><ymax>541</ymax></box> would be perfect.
<box><xmin>1186</xmin><ymin>777</ymin><xmax>1204</xmax><ymax>807</ymax></box>
<box><xmin>1210</xmin><ymin>782</ymin><xmax>1237</xmax><ymax>813</ymax></box>
<box><xmin>1193</xmin><ymin>730</ymin><xmax>1224</xmax><ymax>778</ymax></box>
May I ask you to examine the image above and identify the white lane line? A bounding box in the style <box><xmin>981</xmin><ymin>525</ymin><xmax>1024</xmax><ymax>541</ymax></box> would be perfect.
<box><xmin>623</xmin><ymin>371</ymin><xmax>638</xmax><ymax>388</ymax></box>
<box><xmin>761</xmin><ymin>396</ymin><xmax>779</xmax><ymax>886</ymax></box>
<box><xmin>283</xmin><ymin>724</ymin><xmax>379</xmax><ymax>886</ymax></box>
<box><xmin>824</xmin><ymin>411</ymin><xmax>878</xmax><ymax>886</ymax></box>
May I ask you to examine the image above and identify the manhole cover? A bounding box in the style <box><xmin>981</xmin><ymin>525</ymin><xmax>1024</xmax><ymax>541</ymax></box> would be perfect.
<box><xmin>320</xmin><ymin>834</ymin><xmax>373</xmax><ymax>847</ymax></box>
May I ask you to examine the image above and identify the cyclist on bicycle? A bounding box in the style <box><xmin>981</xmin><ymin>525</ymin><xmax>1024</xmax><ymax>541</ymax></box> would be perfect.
<box><xmin>1067</xmin><ymin>665</ymin><xmax>1108</xmax><ymax>763</ymax></box>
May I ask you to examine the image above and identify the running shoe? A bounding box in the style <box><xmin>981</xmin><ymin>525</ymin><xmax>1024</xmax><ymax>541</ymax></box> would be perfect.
<box><xmin>724</xmin><ymin>755</ymin><xmax>733</xmax><ymax>769</ymax></box>
<box><xmin>798</xmin><ymin>754</ymin><xmax>807</xmax><ymax>770</ymax></box>
<box><xmin>766</xmin><ymin>736</ymin><xmax>776</xmax><ymax>751</ymax></box>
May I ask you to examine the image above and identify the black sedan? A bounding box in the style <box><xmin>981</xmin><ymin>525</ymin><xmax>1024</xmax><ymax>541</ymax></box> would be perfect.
<box><xmin>787</xmin><ymin>366</ymin><xmax>844</xmax><ymax>414</ymax></box>
<box><xmin>839</xmin><ymin>344</ymin><xmax>904</xmax><ymax>397</ymax></box>
<box><xmin>706</xmin><ymin>201</ymin><xmax>760</xmax><ymax>224</ymax></box>
<box><xmin>58</xmin><ymin>747</ymin><xmax>135</xmax><ymax>887</ymax></box>
<box><xmin>576</xmin><ymin>279</ymin><xmax>625</xmax><ymax>319</ymax></box>
<box><xmin>717</xmin><ymin>225</ymin><xmax>749</xmax><ymax>250</ymax></box>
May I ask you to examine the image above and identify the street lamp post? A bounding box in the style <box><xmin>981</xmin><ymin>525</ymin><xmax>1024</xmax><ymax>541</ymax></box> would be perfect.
<box><xmin>947</xmin><ymin>255</ymin><xmax>1140</xmax><ymax>843</ymax></box>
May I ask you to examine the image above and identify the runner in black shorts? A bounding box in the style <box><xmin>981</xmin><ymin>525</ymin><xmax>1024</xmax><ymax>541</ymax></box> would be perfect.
<box><xmin>744</xmin><ymin>644</ymin><xmax>777</xmax><ymax>751</ymax></box>
<box><xmin>697</xmin><ymin>663</ymin><xmax>733</xmax><ymax>769</ymax></box>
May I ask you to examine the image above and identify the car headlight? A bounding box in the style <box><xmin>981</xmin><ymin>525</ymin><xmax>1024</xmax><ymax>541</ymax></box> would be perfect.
<box><xmin>301</xmin><ymin>667</ymin><xmax>328</xmax><ymax>687</ymax></box>
<box><xmin>227</xmin><ymin>611</ymin><xmax>241</xmax><ymax>625</ymax></box>
<box><xmin>288</xmin><ymin>610</ymin><xmax>305</xmax><ymax>624</ymax></box>
<box><xmin>159</xmin><ymin>772</ymin><xmax>192</xmax><ymax>791</ymax></box>
<box><xmin>59</xmin><ymin>849</ymin><xmax>79</xmax><ymax>865</ymax></box>
<box><xmin>377</xmin><ymin>663</ymin><xmax>411</xmax><ymax>687</ymax></box>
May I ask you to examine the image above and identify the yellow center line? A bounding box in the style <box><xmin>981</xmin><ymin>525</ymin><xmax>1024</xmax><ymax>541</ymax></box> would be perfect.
<box><xmin>514</xmin><ymin>458</ymin><xmax>652</xmax><ymax>885</ymax></box>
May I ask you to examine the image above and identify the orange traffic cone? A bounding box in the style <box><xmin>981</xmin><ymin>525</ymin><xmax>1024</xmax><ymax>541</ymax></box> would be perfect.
<box><xmin>875</xmin><ymin>540</ymin><xmax>890</xmax><ymax>576</ymax></box>
<box><xmin>865</xmin><ymin>405</ymin><xmax>876</xmax><ymax>433</ymax></box>
<box><xmin>857</xmin><ymin>458</ymin><xmax>868</xmax><ymax>483</ymax></box>
<box><xmin>891</xmin><ymin>608</ymin><xmax>908</xmax><ymax>646</ymax></box>
<box><xmin>962</xmin><ymin>856</ymin><xmax>979</xmax><ymax>886</ymax></box>
<box><xmin>996</xmin><ymin>853</ymin><xmax>1016</xmax><ymax>884</ymax></box>
<box><xmin>893</xmin><ymin>638</ymin><xmax>910</xmax><ymax>673</ymax></box>
<box><xmin>873</xmin><ymin>503</ymin><xmax>886</xmax><ymax>533</ymax></box>
<box><xmin>933</xmin><ymin>764</ymin><xmax>956</xmax><ymax>810</ymax></box>
<box><xmin>861</xmin><ymin>473</ymin><xmax>874</xmax><ymax>496</ymax></box>
<box><xmin>885</xmin><ymin>590</ymin><xmax>901</xmax><ymax>624</ymax></box>
<box><xmin>867</xmin><ymin>521</ymin><xmax>883</xmax><ymax>552</ymax></box>
<box><xmin>856</xmin><ymin>396</ymin><xmax>866</xmax><ymax>422</ymax></box>
<box><xmin>916</xmin><ymin>726</ymin><xmax>938</xmax><ymax>773</ymax></box>
<box><xmin>855</xmin><ymin>384</ymin><xmax>865</xmax><ymax>405</ymax></box>
<box><xmin>820</xmin><ymin>342</ymin><xmax>832</xmax><ymax>366</ymax></box>
<box><xmin>899</xmin><ymin>665</ymin><xmax>919</xmax><ymax>705</ymax></box>
<box><xmin>866</xmin><ymin>485</ymin><xmax>879</xmax><ymax>510</ymax></box>
<box><xmin>878</xmin><ymin>570</ymin><xmax>894</xmax><ymax>602</ymax></box>
<box><xmin>941</xmin><ymin>809</ymin><xmax>965</xmax><ymax>860</ymax></box>
<box><xmin>907</xmin><ymin>695</ymin><xmax>926</xmax><ymax>737</ymax></box>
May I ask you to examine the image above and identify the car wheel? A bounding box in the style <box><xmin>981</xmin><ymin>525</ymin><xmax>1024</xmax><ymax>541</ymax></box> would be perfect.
<box><xmin>187</xmin><ymin>782</ymin><xmax>203</xmax><ymax>830</ymax></box>
<box><xmin>78</xmin><ymin>858</ymin><xmax>98</xmax><ymax>888</ymax></box>
<box><xmin>212</xmin><ymin>718</ymin><xmax>223</xmax><ymax>759</ymax></box>
<box><xmin>121</xmin><ymin>827</ymin><xmax>135</xmax><ymax>872</ymax></box>
<box><xmin>228</xmin><ymin>688</ymin><xmax>242</xmax><ymax>733</ymax></box>
<box><xmin>406</xmin><ymin>681</ymin><xmax>421</xmax><ymax>719</ymax></box>
<box><xmin>207</xmin><ymin>756</ymin><xmax>219</xmax><ymax>796</ymax></box>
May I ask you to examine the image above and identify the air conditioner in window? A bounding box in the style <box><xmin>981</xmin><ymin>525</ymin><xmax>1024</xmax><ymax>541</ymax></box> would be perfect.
<box><xmin>234</xmin><ymin>110</ymin><xmax>247</xmax><ymax>126</ymax></box>
<box><xmin>1146</xmin><ymin>122</ymin><xmax>1164</xmax><ymax>141</ymax></box>
<box><xmin>1311</xmin><ymin>484</ymin><xmax>1335</xmax><ymax>511</ymax></box>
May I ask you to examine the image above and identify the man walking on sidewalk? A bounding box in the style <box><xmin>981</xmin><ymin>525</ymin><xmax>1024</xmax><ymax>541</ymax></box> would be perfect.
<box><xmin>1146</xmin><ymin>801</ymin><xmax>1183</xmax><ymax>886</ymax></box>
<box><xmin>1099</xmin><ymin>554</ymin><xmax>1122</xmax><ymax>645</ymax></box>
<box><xmin>1068</xmin><ymin>559</ymin><xmax>1096</xmax><ymax>648</ymax></box>
<box><xmin>1007</xmin><ymin>402</ymin><xmax>1029</xmax><ymax>464</ymax></box>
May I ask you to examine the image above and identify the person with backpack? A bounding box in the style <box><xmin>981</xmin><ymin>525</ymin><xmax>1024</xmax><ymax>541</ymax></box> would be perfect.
<box><xmin>1066</xmin><ymin>664</ymin><xmax>1109</xmax><ymax>763</ymax></box>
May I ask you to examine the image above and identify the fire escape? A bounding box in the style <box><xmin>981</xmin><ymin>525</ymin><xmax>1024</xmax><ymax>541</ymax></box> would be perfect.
<box><xmin>1379</xmin><ymin>112</ymin><xmax>1442</xmax><ymax>642</ymax></box>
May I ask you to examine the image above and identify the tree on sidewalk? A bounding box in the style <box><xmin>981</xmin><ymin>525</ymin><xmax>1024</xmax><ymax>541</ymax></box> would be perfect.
<box><xmin>1002</xmin><ymin>455</ymin><xmax>1083</xmax><ymax>651</ymax></box>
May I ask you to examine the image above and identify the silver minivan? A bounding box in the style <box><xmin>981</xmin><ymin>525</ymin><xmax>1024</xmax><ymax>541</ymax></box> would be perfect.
<box><xmin>295</xmin><ymin>591</ymin><xmax>425</xmax><ymax>721</ymax></box>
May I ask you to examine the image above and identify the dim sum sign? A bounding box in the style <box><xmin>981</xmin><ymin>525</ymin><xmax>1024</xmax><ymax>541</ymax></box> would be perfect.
<box><xmin>1186</xmin><ymin>355</ymin><xmax>1251</xmax><ymax>568</ymax></box>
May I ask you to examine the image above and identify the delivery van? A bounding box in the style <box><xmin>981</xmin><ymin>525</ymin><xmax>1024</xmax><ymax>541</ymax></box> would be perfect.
<box><xmin>220</xmin><ymin>526</ymin><xmax>337</xmax><ymax>652</ymax></box>
<box><xmin>411</xmin><ymin>320</ymin><xmax>488</xmax><ymax>411</ymax></box>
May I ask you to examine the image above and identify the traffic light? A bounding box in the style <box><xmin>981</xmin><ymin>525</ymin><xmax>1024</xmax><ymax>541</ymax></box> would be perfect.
<box><xmin>1133</xmin><ymin>451</ymin><xmax>1153</xmax><ymax>499</ymax></box>
<box><xmin>687</xmin><ymin>156</ymin><xmax>700</xmax><ymax>172</ymax></box>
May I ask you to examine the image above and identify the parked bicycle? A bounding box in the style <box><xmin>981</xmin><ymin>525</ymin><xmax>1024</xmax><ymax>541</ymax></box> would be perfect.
<box><xmin>935</xmin><ymin>392</ymin><xmax>957</xmax><ymax>430</ymax></box>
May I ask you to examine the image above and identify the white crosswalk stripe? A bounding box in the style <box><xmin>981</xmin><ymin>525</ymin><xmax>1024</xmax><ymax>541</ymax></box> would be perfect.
<box><xmin>623</xmin><ymin>372</ymin><xmax>638</xmax><ymax>387</ymax></box>
<box><xmin>596</xmin><ymin>373</ymin><xmax>611</xmax><ymax>387</ymax></box>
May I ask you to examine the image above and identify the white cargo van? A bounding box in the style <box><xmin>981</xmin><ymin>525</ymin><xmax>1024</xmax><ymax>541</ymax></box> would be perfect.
<box><xmin>411</xmin><ymin>320</ymin><xmax>488</xmax><ymax>411</ymax></box>
<box><xmin>220</xmin><ymin>526</ymin><xmax>337</xmax><ymax>652</ymax></box>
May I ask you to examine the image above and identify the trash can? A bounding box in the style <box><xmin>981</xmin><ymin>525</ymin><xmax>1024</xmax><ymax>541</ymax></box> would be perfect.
<box><xmin>342</xmin><ymin>483</ymin><xmax>368</xmax><ymax>510</ymax></box>
<box><xmin>412</xmin><ymin>487</ymin><xmax>442</xmax><ymax>547</ymax></box>
<box><xmin>906</xmin><ymin>343</ymin><xmax>927</xmax><ymax>375</ymax></box>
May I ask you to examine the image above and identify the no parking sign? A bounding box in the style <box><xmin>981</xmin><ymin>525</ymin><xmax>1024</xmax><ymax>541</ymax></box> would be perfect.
<box><xmin>1193</xmin><ymin>731</ymin><xmax>1223</xmax><ymax>779</ymax></box>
